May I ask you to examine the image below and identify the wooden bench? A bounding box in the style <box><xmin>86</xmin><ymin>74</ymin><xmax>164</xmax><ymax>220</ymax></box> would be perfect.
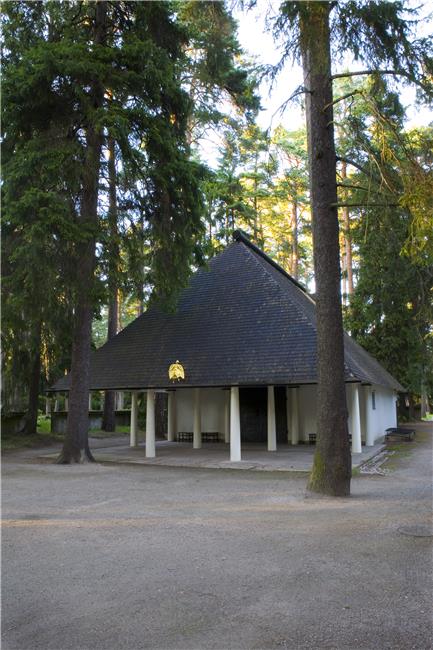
<box><xmin>385</xmin><ymin>427</ymin><xmax>415</xmax><ymax>442</ymax></box>
<box><xmin>176</xmin><ymin>432</ymin><xmax>220</xmax><ymax>443</ymax></box>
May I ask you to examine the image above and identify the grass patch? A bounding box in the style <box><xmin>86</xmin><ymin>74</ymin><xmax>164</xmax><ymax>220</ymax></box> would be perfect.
<box><xmin>37</xmin><ymin>415</ymin><xmax>52</xmax><ymax>434</ymax></box>
<box><xmin>2</xmin><ymin>430</ymin><xmax>64</xmax><ymax>451</ymax></box>
<box><xmin>381</xmin><ymin>428</ymin><xmax>431</xmax><ymax>471</ymax></box>
<box><xmin>2</xmin><ymin>415</ymin><xmax>130</xmax><ymax>452</ymax></box>
<box><xmin>89</xmin><ymin>426</ymin><xmax>130</xmax><ymax>438</ymax></box>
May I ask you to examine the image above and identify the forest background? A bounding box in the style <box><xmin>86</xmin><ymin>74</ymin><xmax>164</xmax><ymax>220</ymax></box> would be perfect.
<box><xmin>2</xmin><ymin>0</ymin><xmax>432</xmax><ymax>439</ymax></box>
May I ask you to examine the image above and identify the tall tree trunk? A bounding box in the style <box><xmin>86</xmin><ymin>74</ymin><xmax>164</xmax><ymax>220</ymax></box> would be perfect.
<box><xmin>102</xmin><ymin>136</ymin><xmax>119</xmax><ymax>432</ymax></box>
<box><xmin>291</xmin><ymin>199</ymin><xmax>299</xmax><ymax>279</ymax></box>
<box><xmin>253</xmin><ymin>153</ymin><xmax>259</xmax><ymax>243</ymax></box>
<box><xmin>300</xmin><ymin>2</ymin><xmax>351</xmax><ymax>496</ymax></box>
<box><xmin>420</xmin><ymin>374</ymin><xmax>429</xmax><ymax>419</ymax></box>
<box><xmin>408</xmin><ymin>394</ymin><xmax>416</xmax><ymax>421</ymax></box>
<box><xmin>341</xmin><ymin>160</ymin><xmax>353</xmax><ymax>295</ymax></box>
<box><xmin>137</xmin><ymin>212</ymin><xmax>145</xmax><ymax>316</ymax></box>
<box><xmin>22</xmin><ymin>321</ymin><xmax>42</xmax><ymax>435</ymax></box>
<box><xmin>58</xmin><ymin>1</ymin><xmax>107</xmax><ymax>463</ymax></box>
<box><xmin>101</xmin><ymin>295</ymin><xmax>118</xmax><ymax>431</ymax></box>
<box><xmin>341</xmin><ymin>228</ymin><xmax>347</xmax><ymax>304</ymax></box>
<box><xmin>224</xmin><ymin>207</ymin><xmax>229</xmax><ymax>245</ymax></box>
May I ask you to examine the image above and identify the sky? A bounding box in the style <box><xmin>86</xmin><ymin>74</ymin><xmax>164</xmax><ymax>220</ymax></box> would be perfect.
<box><xmin>232</xmin><ymin>1</ymin><xmax>433</xmax><ymax>134</ymax></box>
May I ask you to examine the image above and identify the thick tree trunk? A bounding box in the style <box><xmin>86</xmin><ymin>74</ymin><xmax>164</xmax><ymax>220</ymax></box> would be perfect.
<box><xmin>300</xmin><ymin>2</ymin><xmax>351</xmax><ymax>496</ymax></box>
<box><xmin>102</xmin><ymin>137</ymin><xmax>119</xmax><ymax>432</ymax></box>
<box><xmin>58</xmin><ymin>2</ymin><xmax>107</xmax><ymax>464</ymax></box>
<box><xmin>22</xmin><ymin>321</ymin><xmax>42</xmax><ymax>435</ymax></box>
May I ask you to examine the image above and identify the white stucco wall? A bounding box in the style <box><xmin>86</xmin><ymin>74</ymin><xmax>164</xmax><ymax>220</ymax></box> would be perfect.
<box><xmin>175</xmin><ymin>388</ymin><xmax>226</xmax><ymax>437</ymax></box>
<box><xmin>297</xmin><ymin>383</ymin><xmax>397</xmax><ymax>445</ymax></box>
<box><xmin>298</xmin><ymin>385</ymin><xmax>317</xmax><ymax>442</ymax></box>
<box><xmin>347</xmin><ymin>383</ymin><xmax>397</xmax><ymax>444</ymax></box>
<box><xmin>369</xmin><ymin>384</ymin><xmax>398</xmax><ymax>441</ymax></box>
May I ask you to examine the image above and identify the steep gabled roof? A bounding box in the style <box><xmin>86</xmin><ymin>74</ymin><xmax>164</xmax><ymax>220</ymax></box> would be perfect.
<box><xmin>51</xmin><ymin>232</ymin><xmax>404</xmax><ymax>392</ymax></box>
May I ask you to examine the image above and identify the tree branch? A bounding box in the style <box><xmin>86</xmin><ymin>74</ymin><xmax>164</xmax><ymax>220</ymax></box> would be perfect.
<box><xmin>332</xmin><ymin>69</ymin><xmax>401</xmax><ymax>81</ymax></box>
<box><xmin>325</xmin><ymin>89</ymin><xmax>361</xmax><ymax>109</ymax></box>
<box><xmin>331</xmin><ymin>202</ymin><xmax>399</xmax><ymax>208</ymax></box>
<box><xmin>336</xmin><ymin>156</ymin><xmax>372</xmax><ymax>177</ymax></box>
<box><xmin>272</xmin><ymin>85</ymin><xmax>311</xmax><ymax>121</ymax></box>
<box><xmin>336</xmin><ymin>182</ymin><xmax>374</xmax><ymax>193</ymax></box>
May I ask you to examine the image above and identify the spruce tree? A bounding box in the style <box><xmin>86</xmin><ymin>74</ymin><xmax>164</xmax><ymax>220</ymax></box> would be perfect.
<box><xmin>2</xmin><ymin>2</ymin><xmax>205</xmax><ymax>460</ymax></box>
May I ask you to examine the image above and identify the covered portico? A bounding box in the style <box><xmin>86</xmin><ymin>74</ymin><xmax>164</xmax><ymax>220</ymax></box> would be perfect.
<box><xmin>125</xmin><ymin>380</ymin><xmax>396</xmax><ymax>462</ymax></box>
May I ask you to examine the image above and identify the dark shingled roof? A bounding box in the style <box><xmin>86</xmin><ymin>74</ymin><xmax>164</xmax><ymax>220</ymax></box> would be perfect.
<box><xmin>51</xmin><ymin>232</ymin><xmax>404</xmax><ymax>392</ymax></box>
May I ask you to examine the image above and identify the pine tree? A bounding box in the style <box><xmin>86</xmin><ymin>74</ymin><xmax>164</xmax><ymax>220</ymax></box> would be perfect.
<box><xmin>272</xmin><ymin>0</ymin><xmax>432</xmax><ymax>495</ymax></box>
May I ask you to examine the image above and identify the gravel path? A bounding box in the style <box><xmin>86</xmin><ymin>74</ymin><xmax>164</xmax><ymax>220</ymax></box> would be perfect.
<box><xmin>2</xmin><ymin>422</ymin><xmax>432</xmax><ymax>650</ymax></box>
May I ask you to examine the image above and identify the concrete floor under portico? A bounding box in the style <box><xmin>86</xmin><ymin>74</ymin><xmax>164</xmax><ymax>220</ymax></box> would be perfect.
<box><xmin>42</xmin><ymin>437</ymin><xmax>385</xmax><ymax>471</ymax></box>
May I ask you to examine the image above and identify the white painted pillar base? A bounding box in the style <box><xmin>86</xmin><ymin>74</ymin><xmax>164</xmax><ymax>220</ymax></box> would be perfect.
<box><xmin>291</xmin><ymin>387</ymin><xmax>300</xmax><ymax>445</ymax></box>
<box><xmin>45</xmin><ymin>397</ymin><xmax>52</xmax><ymax>416</ymax></box>
<box><xmin>230</xmin><ymin>387</ymin><xmax>241</xmax><ymax>462</ymax></box>
<box><xmin>267</xmin><ymin>385</ymin><xmax>277</xmax><ymax>451</ymax></box>
<box><xmin>224</xmin><ymin>390</ymin><xmax>230</xmax><ymax>444</ymax></box>
<box><xmin>167</xmin><ymin>391</ymin><xmax>176</xmax><ymax>442</ymax></box>
<box><xmin>193</xmin><ymin>388</ymin><xmax>202</xmax><ymax>449</ymax></box>
<box><xmin>146</xmin><ymin>389</ymin><xmax>156</xmax><ymax>458</ymax></box>
<box><xmin>364</xmin><ymin>386</ymin><xmax>375</xmax><ymax>446</ymax></box>
<box><xmin>351</xmin><ymin>384</ymin><xmax>362</xmax><ymax>454</ymax></box>
<box><xmin>130</xmin><ymin>391</ymin><xmax>138</xmax><ymax>448</ymax></box>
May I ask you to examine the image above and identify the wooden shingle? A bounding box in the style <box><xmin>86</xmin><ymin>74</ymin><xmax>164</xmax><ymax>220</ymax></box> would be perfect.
<box><xmin>51</xmin><ymin>232</ymin><xmax>404</xmax><ymax>392</ymax></box>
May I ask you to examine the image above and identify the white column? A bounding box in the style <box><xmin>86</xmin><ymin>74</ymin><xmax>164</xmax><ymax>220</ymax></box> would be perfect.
<box><xmin>88</xmin><ymin>393</ymin><xmax>92</xmax><ymax>411</ymax></box>
<box><xmin>230</xmin><ymin>386</ymin><xmax>241</xmax><ymax>461</ymax></box>
<box><xmin>167</xmin><ymin>391</ymin><xmax>176</xmax><ymax>442</ymax></box>
<box><xmin>146</xmin><ymin>389</ymin><xmax>156</xmax><ymax>458</ymax></box>
<box><xmin>193</xmin><ymin>388</ymin><xmax>202</xmax><ymax>449</ymax></box>
<box><xmin>364</xmin><ymin>386</ymin><xmax>375</xmax><ymax>446</ymax></box>
<box><xmin>267</xmin><ymin>385</ymin><xmax>277</xmax><ymax>451</ymax></box>
<box><xmin>224</xmin><ymin>390</ymin><xmax>230</xmax><ymax>443</ymax></box>
<box><xmin>54</xmin><ymin>397</ymin><xmax>59</xmax><ymax>412</ymax></box>
<box><xmin>117</xmin><ymin>391</ymin><xmax>124</xmax><ymax>410</ymax></box>
<box><xmin>45</xmin><ymin>397</ymin><xmax>52</xmax><ymax>416</ymax></box>
<box><xmin>130</xmin><ymin>391</ymin><xmax>138</xmax><ymax>448</ymax></box>
<box><xmin>290</xmin><ymin>387</ymin><xmax>300</xmax><ymax>445</ymax></box>
<box><xmin>64</xmin><ymin>395</ymin><xmax>69</xmax><ymax>411</ymax></box>
<box><xmin>351</xmin><ymin>384</ymin><xmax>362</xmax><ymax>453</ymax></box>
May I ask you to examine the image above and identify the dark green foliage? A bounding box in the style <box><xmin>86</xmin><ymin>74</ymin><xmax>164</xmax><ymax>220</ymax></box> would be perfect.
<box><xmin>347</xmin><ymin>205</ymin><xmax>432</xmax><ymax>398</ymax></box>
<box><xmin>275</xmin><ymin>0</ymin><xmax>432</xmax><ymax>90</ymax></box>
<box><xmin>332</xmin><ymin>76</ymin><xmax>433</xmax><ymax>404</ymax></box>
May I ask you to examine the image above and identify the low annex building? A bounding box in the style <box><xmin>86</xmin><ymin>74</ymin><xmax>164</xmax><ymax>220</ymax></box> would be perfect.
<box><xmin>52</xmin><ymin>231</ymin><xmax>403</xmax><ymax>461</ymax></box>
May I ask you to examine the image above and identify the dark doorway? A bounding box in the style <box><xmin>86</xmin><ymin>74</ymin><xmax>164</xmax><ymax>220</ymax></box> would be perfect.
<box><xmin>240</xmin><ymin>387</ymin><xmax>267</xmax><ymax>442</ymax></box>
<box><xmin>240</xmin><ymin>386</ymin><xmax>288</xmax><ymax>444</ymax></box>
<box><xmin>155</xmin><ymin>392</ymin><xmax>168</xmax><ymax>438</ymax></box>
<box><xmin>275</xmin><ymin>386</ymin><xmax>288</xmax><ymax>444</ymax></box>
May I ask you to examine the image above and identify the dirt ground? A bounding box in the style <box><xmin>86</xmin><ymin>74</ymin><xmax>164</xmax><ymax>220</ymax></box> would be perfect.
<box><xmin>2</xmin><ymin>422</ymin><xmax>432</xmax><ymax>650</ymax></box>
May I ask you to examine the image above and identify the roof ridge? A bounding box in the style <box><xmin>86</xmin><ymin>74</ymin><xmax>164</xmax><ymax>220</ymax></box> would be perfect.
<box><xmin>233</xmin><ymin>230</ymin><xmax>310</xmax><ymax>296</ymax></box>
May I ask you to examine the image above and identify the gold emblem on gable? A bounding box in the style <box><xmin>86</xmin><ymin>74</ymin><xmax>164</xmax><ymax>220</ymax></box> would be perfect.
<box><xmin>169</xmin><ymin>360</ymin><xmax>185</xmax><ymax>381</ymax></box>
